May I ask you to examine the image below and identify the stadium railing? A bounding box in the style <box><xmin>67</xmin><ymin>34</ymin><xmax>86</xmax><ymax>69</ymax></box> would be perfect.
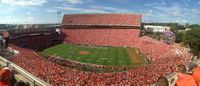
<box><xmin>0</xmin><ymin>49</ymin><xmax>51</xmax><ymax>86</ymax></box>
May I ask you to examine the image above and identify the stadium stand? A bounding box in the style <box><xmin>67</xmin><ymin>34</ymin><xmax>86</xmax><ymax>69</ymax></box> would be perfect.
<box><xmin>8</xmin><ymin>28</ymin><xmax>64</xmax><ymax>51</ymax></box>
<box><xmin>0</xmin><ymin>49</ymin><xmax>49</xmax><ymax>86</ymax></box>
<box><xmin>62</xmin><ymin>14</ymin><xmax>142</xmax><ymax>47</ymax></box>
<box><xmin>0</xmin><ymin>14</ymin><xmax>194</xmax><ymax>85</ymax></box>
<box><xmin>62</xmin><ymin>14</ymin><xmax>141</xmax><ymax>26</ymax></box>
<box><xmin>62</xmin><ymin>29</ymin><xmax>141</xmax><ymax>47</ymax></box>
<box><xmin>7</xmin><ymin>36</ymin><xmax>192</xmax><ymax>85</ymax></box>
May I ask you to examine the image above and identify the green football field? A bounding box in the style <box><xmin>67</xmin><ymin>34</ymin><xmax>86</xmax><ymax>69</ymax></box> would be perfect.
<box><xmin>42</xmin><ymin>44</ymin><xmax>145</xmax><ymax>66</ymax></box>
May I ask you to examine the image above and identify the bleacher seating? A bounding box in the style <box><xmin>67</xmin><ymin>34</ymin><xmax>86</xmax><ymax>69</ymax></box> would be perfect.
<box><xmin>7</xmin><ymin>35</ymin><xmax>192</xmax><ymax>85</ymax></box>
<box><xmin>62</xmin><ymin>29</ymin><xmax>140</xmax><ymax>47</ymax></box>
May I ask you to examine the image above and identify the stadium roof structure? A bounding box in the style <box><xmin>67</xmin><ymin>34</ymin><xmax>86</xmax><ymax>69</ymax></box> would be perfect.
<box><xmin>62</xmin><ymin>14</ymin><xmax>142</xmax><ymax>27</ymax></box>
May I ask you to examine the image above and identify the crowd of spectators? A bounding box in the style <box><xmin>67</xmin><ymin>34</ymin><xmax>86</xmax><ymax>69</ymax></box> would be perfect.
<box><xmin>62</xmin><ymin>29</ymin><xmax>140</xmax><ymax>47</ymax></box>
<box><xmin>7</xmin><ymin>35</ymin><xmax>192</xmax><ymax>86</ymax></box>
<box><xmin>152</xmin><ymin>63</ymin><xmax>200</xmax><ymax>86</ymax></box>
<box><xmin>62</xmin><ymin>14</ymin><xmax>142</xmax><ymax>27</ymax></box>
<box><xmin>133</xmin><ymin>36</ymin><xmax>173</xmax><ymax>61</ymax></box>
<box><xmin>46</xmin><ymin>57</ymin><xmax>132</xmax><ymax>72</ymax></box>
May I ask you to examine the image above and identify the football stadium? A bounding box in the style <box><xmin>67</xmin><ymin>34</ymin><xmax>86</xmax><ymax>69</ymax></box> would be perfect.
<box><xmin>0</xmin><ymin>13</ymin><xmax>198</xmax><ymax>86</ymax></box>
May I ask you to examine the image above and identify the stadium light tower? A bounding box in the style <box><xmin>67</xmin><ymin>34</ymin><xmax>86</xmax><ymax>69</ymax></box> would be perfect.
<box><xmin>57</xmin><ymin>11</ymin><xmax>62</xmax><ymax>24</ymax></box>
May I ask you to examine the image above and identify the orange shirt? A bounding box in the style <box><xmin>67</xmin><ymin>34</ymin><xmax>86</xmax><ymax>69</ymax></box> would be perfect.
<box><xmin>0</xmin><ymin>81</ymin><xmax>8</xmax><ymax>86</ymax></box>
<box><xmin>176</xmin><ymin>73</ymin><xmax>198</xmax><ymax>86</ymax></box>
<box><xmin>0</xmin><ymin>69</ymin><xmax>11</xmax><ymax>85</ymax></box>
<box><xmin>192</xmin><ymin>67</ymin><xmax>200</xmax><ymax>86</ymax></box>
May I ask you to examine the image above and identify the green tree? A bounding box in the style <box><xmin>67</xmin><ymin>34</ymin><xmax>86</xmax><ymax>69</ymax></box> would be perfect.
<box><xmin>183</xmin><ymin>27</ymin><xmax>200</xmax><ymax>57</ymax></box>
<box><xmin>175</xmin><ymin>32</ymin><xmax>184</xmax><ymax>43</ymax></box>
<box><xmin>189</xmin><ymin>24</ymin><xmax>200</xmax><ymax>28</ymax></box>
<box><xmin>177</xmin><ymin>25</ymin><xmax>185</xmax><ymax>30</ymax></box>
<box><xmin>185</xmin><ymin>23</ymin><xmax>190</xmax><ymax>27</ymax></box>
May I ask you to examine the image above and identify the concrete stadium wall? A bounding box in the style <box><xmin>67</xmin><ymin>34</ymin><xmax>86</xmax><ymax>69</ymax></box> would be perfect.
<box><xmin>62</xmin><ymin>28</ymin><xmax>140</xmax><ymax>47</ymax></box>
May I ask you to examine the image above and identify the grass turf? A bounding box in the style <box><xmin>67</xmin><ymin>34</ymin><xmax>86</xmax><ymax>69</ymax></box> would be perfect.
<box><xmin>42</xmin><ymin>44</ymin><xmax>145</xmax><ymax>66</ymax></box>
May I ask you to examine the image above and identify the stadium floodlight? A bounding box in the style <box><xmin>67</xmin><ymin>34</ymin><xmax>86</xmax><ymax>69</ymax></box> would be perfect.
<box><xmin>57</xmin><ymin>11</ymin><xmax>62</xmax><ymax>24</ymax></box>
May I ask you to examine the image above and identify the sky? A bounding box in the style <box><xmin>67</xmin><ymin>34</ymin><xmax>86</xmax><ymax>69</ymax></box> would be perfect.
<box><xmin>0</xmin><ymin>0</ymin><xmax>200</xmax><ymax>24</ymax></box>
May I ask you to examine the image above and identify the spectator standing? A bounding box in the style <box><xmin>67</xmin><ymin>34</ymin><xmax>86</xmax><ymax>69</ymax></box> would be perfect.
<box><xmin>176</xmin><ymin>65</ymin><xmax>197</xmax><ymax>86</ymax></box>
<box><xmin>189</xmin><ymin>63</ymin><xmax>200</xmax><ymax>86</ymax></box>
<box><xmin>0</xmin><ymin>67</ymin><xmax>12</xmax><ymax>86</ymax></box>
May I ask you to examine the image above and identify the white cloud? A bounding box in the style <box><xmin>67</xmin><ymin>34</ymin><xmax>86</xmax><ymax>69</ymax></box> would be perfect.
<box><xmin>143</xmin><ymin>0</ymin><xmax>200</xmax><ymax>23</ymax></box>
<box><xmin>161</xmin><ymin>2</ymin><xmax>166</xmax><ymax>5</ymax></box>
<box><xmin>65</xmin><ymin>0</ymin><xmax>82</xmax><ymax>4</ymax></box>
<box><xmin>89</xmin><ymin>6</ymin><xmax>133</xmax><ymax>13</ymax></box>
<box><xmin>57</xmin><ymin>6</ymin><xmax>83</xmax><ymax>11</ymax></box>
<box><xmin>144</xmin><ymin>3</ymin><xmax>159</xmax><ymax>7</ymax></box>
<box><xmin>144</xmin><ymin>1</ymin><xmax>165</xmax><ymax>7</ymax></box>
<box><xmin>182</xmin><ymin>20</ymin><xmax>187</xmax><ymax>23</ymax></box>
<box><xmin>62</xmin><ymin>6</ymin><xmax>108</xmax><ymax>13</ymax></box>
<box><xmin>0</xmin><ymin>7</ymin><xmax>16</xmax><ymax>14</ymax></box>
<box><xmin>57</xmin><ymin>5</ymin><xmax>134</xmax><ymax>13</ymax></box>
<box><xmin>0</xmin><ymin>16</ymin><xmax>35</xmax><ymax>24</ymax></box>
<box><xmin>153</xmin><ymin>3</ymin><xmax>182</xmax><ymax>17</ymax></box>
<box><xmin>59</xmin><ymin>0</ymin><xmax>93</xmax><ymax>4</ymax></box>
<box><xmin>82</xmin><ymin>9</ymin><xmax>108</xmax><ymax>13</ymax></box>
<box><xmin>172</xmin><ymin>10</ymin><xmax>180</xmax><ymax>17</ymax></box>
<box><xmin>5</xmin><ymin>16</ymin><xmax>11</xmax><ymax>19</ymax></box>
<box><xmin>27</xmin><ymin>16</ymin><xmax>34</xmax><ymax>21</ymax></box>
<box><xmin>45</xmin><ymin>10</ymin><xmax>59</xmax><ymax>13</ymax></box>
<box><xmin>191</xmin><ymin>9</ymin><xmax>200</xmax><ymax>14</ymax></box>
<box><xmin>0</xmin><ymin>0</ymin><xmax>47</xmax><ymax>7</ymax></box>
<box><xmin>144</xmin><ymin>10</ymin><xmax>153</xmax><ymax>17</ymax></box>
<box><xmin>142</xmin><ymin>2</ymin><xmax>200</xmax><ymax>24</ymax></box>
<box><xmin>27</xmin><ymin>11</ymin><xmax>31</xmax><ymax>15</ymax></box>
<box><xmin>109</xmin><ymin>0</ymin><xmax>130</xmax><ymax>4</ymax></box>
<box><xmin>182</xmin><ymin>0</ymin><xmax>189</xmax><ymax>7</ymax></box>
<box><xmin>143</xmin><ymin>3</ymin><xmax>181</xmax><ymax>23</ymax></box>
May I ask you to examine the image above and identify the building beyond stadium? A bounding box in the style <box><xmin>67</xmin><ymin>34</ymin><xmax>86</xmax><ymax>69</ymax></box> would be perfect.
<box><xmin>62</xmin><ymin>14</ymin><xmax>142</xmax><ymax>47</ymax></box>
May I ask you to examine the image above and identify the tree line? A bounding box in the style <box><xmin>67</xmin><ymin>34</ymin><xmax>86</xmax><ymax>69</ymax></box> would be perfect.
<box><xmin>176</xmin><ymin>24</ymin><xmax>200</xmax><ymax>58</ymax></box>
<box><xmin>143</xmin><ymin>23</ymin><xmax>200</xmax><ymax>58</ymax></box>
